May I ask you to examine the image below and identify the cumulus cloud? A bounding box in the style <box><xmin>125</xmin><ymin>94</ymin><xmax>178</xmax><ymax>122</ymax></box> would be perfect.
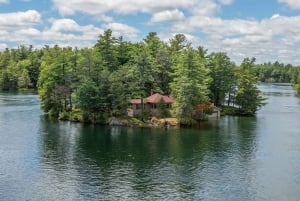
<box><xmin>1</xmin><ymin>0</ymin><xmax>300</xmax><ymax>65</ymax></box>
<box><xmin>103</xmin><ymin>22</ymin><xmax>139</xmax><ymax>40</ymax></box>
<box><xmin>94</xmin><ymin>14</ymin><xmax>114</xmax><ymax>23</ymax></box>
<box><xmin>0</xmin><ymin>10</ymin><xmax>41</xmax><ymax>29</ymax></box>
<box><xmin>167</xmin><ymin>9</ymin><xmax>300</xmax><ymax>64</ymax></box>
<box><xmin>40</xmin><ymin>18</ymin><xmax>104</xmax><ymax>47</ymax></box>
<box><xmin>0</xmin><ymin>10</ymin><xmax>42</xmax><ymax>47</ymax></box>
<box><xmin>49</xmin><ymin>18</ymin><xmax>83</xmax><ymax>33</ymax></box>
<box><xmin>150</xmin><ymin>9</ymin><xmax>185</xmax><ymax>23</ymax></box>
<box><xmin>52</xmin><ymin>0</ymin><xmax>196</xmax><ymax>15</ymax></box>
<box><xmin>190</xmin><ymin>0</ymin><xmax>222</xmax><ymax>17</ymax></box>
<box><xmin>278</xmin><ymin>0</ymin><xmax>300</xmax><ymax>9</ymax></box>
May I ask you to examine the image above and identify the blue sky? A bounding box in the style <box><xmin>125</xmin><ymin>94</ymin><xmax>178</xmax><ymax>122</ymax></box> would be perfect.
<box><xmin>1</xmin><ymin>0</ymin><xmax>300</xmax><ymax>65</ymax></box>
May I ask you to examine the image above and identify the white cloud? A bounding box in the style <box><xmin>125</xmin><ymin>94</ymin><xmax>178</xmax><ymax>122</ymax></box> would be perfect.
<box><xmin>278</xmin><ymin>0</ymin><xmax>300</xmax><ymax>9</ymax></box>
<box><xmin>52</xmin><ymin>0</ymin><xmax>197</xmax><ymax>15</ymax></box>
<box><xmin>103</xmin><ymin>22</ymin><xmax>139</xmax><ymax>40</ymax></box>
<box><xmin>0</xmin><ymin>10</ymin><xmax>42</xmax><ymax>46</ymax></box>
<box><xmin>0</xmin><ymin>10</ymin><xmax>41</xmax><ymax>29</ymax></box>
<box><xmin>1</xmin><ymin>1</ymin><xmax>300</xmax><ymax>65</ymax></box>
<box><xmin>94</xmin><ymin>14</ymin><xmax>114</xmax><ymax>23</ymax></box>
<box><xmin>50</xmin><ymin>18</ymin><xmax>82</xmax><ymax>33</ymax></box>
<box><xmin>190</xmin><ymin>0</ymin><xmax>222</xmax><ymax>17</ymax></box>
<box><xmin>40</xmin><ymin>18</ymin><xmax>104</xmax><ymax>47</ymax></box>
<box><xmin>15</xmin><ymin>28</ymin><xmax>40</xmax><ymax>37</ymax></box>
<box><xmin>167</xmin><ymin>10</ymin><xmax>300</xmax><ymax>64</ymax></box>
<box><xmin>218</xmin><ymin>0</ymin><xmax>234</xmax><ymax>5</ymax></box>
<box><xmin>150</xmin><ymin>9</ymin><xmax>185</xmax><ymax>23</ymax></box>
<box><xmin>0</xmin><ymin>43</ymin><xmax>8</xmax><ymax>51</ymax></box>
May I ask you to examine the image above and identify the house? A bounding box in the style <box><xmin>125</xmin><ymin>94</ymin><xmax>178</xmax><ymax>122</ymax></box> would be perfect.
<box><xmin>127</xmin><ymin>93</ymin><xmax>221</xmax><ymax>119</ymax></box>
<box><xmin>127</xmin><ymin>93</ymin><xmax>174</xmax><ymax>117</ymax></box>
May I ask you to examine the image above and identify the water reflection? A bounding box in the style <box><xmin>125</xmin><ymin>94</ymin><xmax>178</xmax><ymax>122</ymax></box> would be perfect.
<box><xmin>3</xmin><ymin>84</ymin><xmax>300</xmax><ymax>200</ymax></box>
<box><xmin>39</xmin><ymin>115</ymin><xmax>257</xmax><ymax>200</ymax></box>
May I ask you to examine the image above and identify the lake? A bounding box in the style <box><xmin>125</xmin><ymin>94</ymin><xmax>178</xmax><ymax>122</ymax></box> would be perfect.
<box><xmin>1</xmin><ymin>84</ymin><xmax>300</xmax><ymax>201</ymax></box>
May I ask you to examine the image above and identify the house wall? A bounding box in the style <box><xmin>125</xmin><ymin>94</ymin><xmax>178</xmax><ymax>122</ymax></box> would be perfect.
<box><xmin>127</xmin><ymin>103</ymin><xmax>171</xmax><ymax>117</ymax></box>
<box><xmin>207</xmin><ymin>108</ymin><xmax>221</xmax><ymax>119</ymax></box>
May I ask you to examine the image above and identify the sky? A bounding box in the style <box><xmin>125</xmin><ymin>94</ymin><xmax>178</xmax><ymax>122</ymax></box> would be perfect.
<box><xmin>1</xmin><ymin>0</ymin><xmax>300</xmax><ymax>65</ymax></box>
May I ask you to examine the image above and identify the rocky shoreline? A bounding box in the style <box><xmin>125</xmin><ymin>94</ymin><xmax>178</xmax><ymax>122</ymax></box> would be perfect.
<box><xmin>108</xmin><ymin>117</ymin><xmax>180</xmax><ymax>128</ymax></box>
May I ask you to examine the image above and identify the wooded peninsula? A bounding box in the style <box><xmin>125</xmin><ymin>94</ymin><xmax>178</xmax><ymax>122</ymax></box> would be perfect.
<box><xmin>1</xmin><ymin>30</ymin><xmax>300</xmax><ymax>125</ymax></box>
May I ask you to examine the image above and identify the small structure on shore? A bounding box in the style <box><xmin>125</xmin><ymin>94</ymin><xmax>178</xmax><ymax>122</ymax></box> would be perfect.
<box><xmin>127</xmin><ymin>93</ymin><xmax>221</xmax><ymax>120</ymax></box>
<box><xmin>127</xmin><ymin>93</ymin><xmax>174</xmax><ymax>117</ymax></box>
<box><xmin>199</xmin><ymin>104</ymin><xmax>221</xmax><ymax>119</ymax></box>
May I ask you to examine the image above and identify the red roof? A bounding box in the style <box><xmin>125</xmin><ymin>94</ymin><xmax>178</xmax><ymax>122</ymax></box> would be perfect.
<box><xmin>129</xmin><ymin>93</ymin><xmax>174</xmax><ymax>104</ymax></box>
<box><xmin>146</xmin><ymin>93</ymin><xmax>174</xmax><ymax>104</ymax></box>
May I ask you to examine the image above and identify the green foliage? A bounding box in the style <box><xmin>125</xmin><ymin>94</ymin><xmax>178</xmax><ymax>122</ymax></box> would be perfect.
<box><xmin>179</xmin><ymin>117</ymin><xmax>197</xmax><ymax>126</ymax></box>
<box><xmin>0</xmin><ymin>29</ymin><xmax>279</xmax><ymax>123</ymax></box>
<box><xmin>235</xmin><ymin>58</ymin><xmax>266</xmax><ymax>116</ymax></box>
<box><xmin>94</xmin><ymin>29</ymin><xmax>118</xmax><ymax>71</ymax></box>
<box><xmin>157</xmin><ymin>98</ymin><xmax>170</xmax><ymax>118</ymax></box>
<box><xmin>108</xmin><ymin>64</ymin><xmax>135</xmax><ymax>115</ymax></box>
<box><xmin>0</xmin><ymin>69</ymin><xmax>18</xmax><ymax>90</ymax></box>
<box><xmin>170</xmin><ymin>47</ymin><xmax>210</xmax><ymax>123</ymax></box>
<box><xmin>221</xmin><ymin>106</ymin><xmax>239</xmax><ymax>116</ymax></box>
<box><xmin>255</xmin><ymin>61</ymin><xmax>297</xmax><ymax>83</ymax></box>
<box><xmin>59</xmin><ymin>111</ymin><xmax>70</xmax><ymax>121</ymax></box>
<box><xmin>138</xmin><ymin>109</ymin><xmax>150</xmax><ymax>121</ymax></box>
<box><xmin>208</xmin><ymin>52</ymin><xmax>236</xmax><ymax>106</ymax></box>
<box><xmin>37</xmin><ymin>46</ymin><xmax>75</xmax><ymax>115</ymax></box>
<box><xmin>75</xmin><ymin>78</ymin><xmax>103</xmax><ymax>112</ymax></box>
<box><xmin>0</xmin><ymin>46</ymin><xmax>41</xmax><ymax>90</ymax></box>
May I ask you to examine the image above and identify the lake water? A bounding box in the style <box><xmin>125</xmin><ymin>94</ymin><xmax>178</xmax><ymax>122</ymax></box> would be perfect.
<box><xmin>1</xmin><ymin>84</ymin><xmax>300</xmax><ymax>201</ymax></box>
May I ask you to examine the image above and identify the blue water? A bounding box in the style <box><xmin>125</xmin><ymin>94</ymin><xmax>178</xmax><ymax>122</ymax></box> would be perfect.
<box><xmin>0</xmin><ymin>84</ymin><xmax>300</xmax><ymax>201</ymax></box>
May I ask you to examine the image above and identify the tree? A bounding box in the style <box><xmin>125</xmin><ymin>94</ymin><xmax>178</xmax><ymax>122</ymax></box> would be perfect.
<box><xmin>38</xmin><ymin>45</ymin><xmax>75</xmax><ymax>116</ymax></box>
<box><xmin>153</xmin><ymin>47</ymin><xmax>173</xmax><ymax>95</ymax></box>
<box><xmin>108</xmin><ymin>64</ymin><xmax>136</xmax><ymax>115</ymax></box>
<box><xmin>208</xmin><ymin>52</ymin><xmax>236</xmax><ymax>106</ymax></box>
<box><xmin>132</xmin><ymin>44</ymin><xmax>154</xmax><ymax>108</ymax></box>
<box><xmin>157</xmin><ymin>98</ymin><xmax>170</xmax><ymax>118</ymax></box>
<box><xmin>75</xmin><ymin>78</ymin><xmax>103</xmax><ymax>112</ymax></box>
<box><xmin>94</xmin><ymin>29</ymin><xmax>118</xmax><ymax>72</ymax></box>
<box><xmin>144</xmin><ymin>32</ymin><xmax>163</xmax><ymax>58</ymax></box>
<box><xmin>170</xmin><ymin>47</ymin><xmax>210</xmax><ymax>124</ymax></box>
<box><xmin>235</xmin><ymin>58</ymin><xmax>266</xmax><ymax>116</ymax></box>
<box><xmin>168</xmin><ymin>34</ymin><xmax>189</xmax><ymax>55</ymax></box>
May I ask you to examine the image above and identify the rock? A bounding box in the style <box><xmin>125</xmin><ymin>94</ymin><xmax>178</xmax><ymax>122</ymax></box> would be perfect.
<box><xmin>108</xmin><ymin>117</ymin><xmax>124</xmax><ymax>126</ymax></box>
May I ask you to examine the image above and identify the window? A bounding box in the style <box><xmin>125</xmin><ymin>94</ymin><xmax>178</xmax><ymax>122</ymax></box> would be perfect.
<box><xmin>136</xmin><ymin>104</ymin><xmax>142</xmax><ymax>110</ymax></box>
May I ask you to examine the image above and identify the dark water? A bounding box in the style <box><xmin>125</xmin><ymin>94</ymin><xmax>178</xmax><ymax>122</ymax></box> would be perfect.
<box><xmin>1</xmin><ymin>84</ymin><xmax>300</xmax><ymax>201</ymax></box>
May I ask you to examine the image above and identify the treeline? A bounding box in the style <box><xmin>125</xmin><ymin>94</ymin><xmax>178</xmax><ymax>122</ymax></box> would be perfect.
<box><xmin>0</xmin><ymin>45</ymin><xmax>41</xmax><ymax>90</ymax></box>
<box><xmin>255</xmin><ymin>61</ymin><xmax>300</xmax><ymax>83</ymax></box>
<box><xmin>2</xmin><ymin>29</ymin><xmax>297</xmax><ymax>124</ymax></box>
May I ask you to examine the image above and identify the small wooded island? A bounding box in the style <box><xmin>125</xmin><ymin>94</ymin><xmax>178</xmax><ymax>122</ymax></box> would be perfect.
<box><xmin>1</xmin><ymin>30</ymin><xmax>300</xmax><ymax>126</ymax></box>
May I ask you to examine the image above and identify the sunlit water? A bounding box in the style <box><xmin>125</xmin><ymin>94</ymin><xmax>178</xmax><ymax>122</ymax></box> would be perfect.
<box><xmin>1</xmin><ymin>84</ymin><xmax>300</xmax><ymax>201</ymax></box>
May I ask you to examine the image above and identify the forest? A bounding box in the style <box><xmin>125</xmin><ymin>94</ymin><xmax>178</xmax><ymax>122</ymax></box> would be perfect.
<box><xmin>0</xmin><ymin>29</ymin><xmax>299</xmax><ymax>124</ymax></box>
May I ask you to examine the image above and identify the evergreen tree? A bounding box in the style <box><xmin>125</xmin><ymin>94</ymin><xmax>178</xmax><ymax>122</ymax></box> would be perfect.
<box><xmin>170</xmin><ymin>47</ymin><xmax>210</xmax><ymax>124</ymax></box>
<box><xmin>235</xmin><ymin>58</ymin><xmax>266</xmax><ymax>115</ymax></box>
<box><xmin>208</xmin><ymin>52</ymin><xmax>235</xmax><ymax>106</ymax></box>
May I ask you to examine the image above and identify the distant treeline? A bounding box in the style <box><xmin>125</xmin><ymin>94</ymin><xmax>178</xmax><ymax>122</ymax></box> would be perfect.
<box><xmin>255</xmin><ymin>62</ymin><xmax>300</xmax><ymax>83</ymax></box>
<box><xmin>0</xmin><ymin>29</ymin><xmax>298</xmax><ymax>123</ymax></box>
